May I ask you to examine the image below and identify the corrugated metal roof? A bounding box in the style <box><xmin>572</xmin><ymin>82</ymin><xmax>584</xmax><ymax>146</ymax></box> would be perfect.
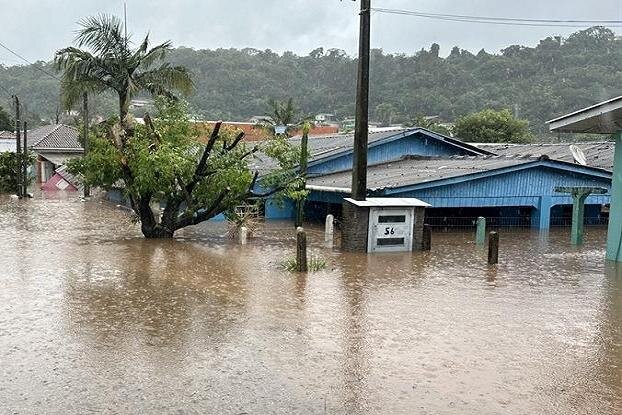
<box><xmin>307</xmin><ymin>156</ymin><xmax>539</xmax><ymax>191</ymax></box>
<box><xmin>472</xmin><ymin>142</ymin><xmax>614</xmax><ymax>170</ymax></box>
<box><xmin>55</xmin><ymin>165</ymin><xmax>83</xmax><ymax>191</ymax></box>
<box><xmin>29</xmin><ymin>124</ymin><xmax>83</xmax><ymax>152</ymax></box>
<box><xmin>250</xmin><ymin>128</ymin><xmax>490</xmax><ymax>174</ymax></box>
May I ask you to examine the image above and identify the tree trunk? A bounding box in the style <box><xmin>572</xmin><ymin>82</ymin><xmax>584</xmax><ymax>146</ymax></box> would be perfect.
<box><xmin>136</xmin><ymin>194</ymin><xmax>174</xmax><ymax>238</ymax></box>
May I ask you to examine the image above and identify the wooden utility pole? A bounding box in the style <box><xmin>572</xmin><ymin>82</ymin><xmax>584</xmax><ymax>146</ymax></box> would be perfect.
<box><xmin>14</xmin><ymin>95</ymin><xmax>22</xmax><ymax>197</ymax></box>
<box><xmin>351</xmin><ymin>0</ymin><xmax>371</xmax><ymax>201</ymax></box>
<box><xmin>83</xmin><ymin>92</ymin><xmax>90</xmax><ymax>197</ymax></box>
<box><xmin>22</xmin><ymin>121</ymin><xmax>27</xmax><ymax>196</ymax></box>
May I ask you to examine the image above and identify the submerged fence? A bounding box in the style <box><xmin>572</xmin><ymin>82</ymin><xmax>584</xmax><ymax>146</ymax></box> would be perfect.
<box><xmin>425</xmin><ymin>216</ymin><xmax>609</xmax><ymax>229</ymax></box>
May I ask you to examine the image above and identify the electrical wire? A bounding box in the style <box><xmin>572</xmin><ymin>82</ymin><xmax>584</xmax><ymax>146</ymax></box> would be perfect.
<box><xmin>372</xmin><ymin>8</ymin><xmax>622</xmax><ymax>28</ymax></box>
<box><xmin>0</xmin><ymin>40</ymin><xmax>60</xmax><ymax>81</ymax></box>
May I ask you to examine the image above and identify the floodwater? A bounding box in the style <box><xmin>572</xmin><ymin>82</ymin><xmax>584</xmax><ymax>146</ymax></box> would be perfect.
<box><xmin>0</xmin><ymin>193</ymin><xmax>620</xmax><ymax>415</ymax></box>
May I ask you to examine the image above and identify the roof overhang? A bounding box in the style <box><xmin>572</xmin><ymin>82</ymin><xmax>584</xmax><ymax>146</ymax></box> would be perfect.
<box><xmin>344</xmin><ymin>197</ymin><xmax>431</xmax><ymax>208</ymax></box>
<box><xmin>548</xmin><ymin>96</ymin><xmax>622</xmax><ymax>134</ymax></box>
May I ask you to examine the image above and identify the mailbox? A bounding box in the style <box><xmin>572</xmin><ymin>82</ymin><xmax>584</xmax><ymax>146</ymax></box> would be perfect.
<box><xmin>343</xmin><ymin>197</ymin><xmax>430</xmax><ymax>253</ymax></box>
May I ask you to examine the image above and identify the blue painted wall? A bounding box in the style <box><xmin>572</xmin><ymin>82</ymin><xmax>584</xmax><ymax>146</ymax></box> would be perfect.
<box><xmin>308</xmin><ymin>132</ymin><xmax>478</xmax><ymax>175</ymax></box>
<box><xmin>265</xmin><ymin>198</ymin><xmax>296</xmax><ymax>219</ymax></box>
<box><xmin>281</xmin><ymin>163</ymin><xmax>613</xmax><ymax>228</ymax></box>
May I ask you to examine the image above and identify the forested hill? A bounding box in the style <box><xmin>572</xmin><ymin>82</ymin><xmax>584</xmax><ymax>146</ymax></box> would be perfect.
<box><xmin>1</xmin><ymin>26</ymin><xmax>621</xmax><ymax>133</ymax></box>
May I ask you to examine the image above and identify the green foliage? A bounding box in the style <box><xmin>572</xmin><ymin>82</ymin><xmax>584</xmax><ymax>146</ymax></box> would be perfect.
<box><xmin>3</xmin><ymin>26</ymin><xmax>621</xmax><ymax>135</ymax></box>
<box><xmin>68</xmin><ymin>99</ymin><xmax>298</xmax><ymax>236</ymax></box>
<box><xmin>403</xmin><ymin>114</ymin><xmax>452</xmax><ymax>136</ymax></box>
<box><xmin>0</xmin><ymin>151</ymin><xmax>35</xmax><ymax>193</ymax></box>
<box><xmin>453</xmin><ymin>109</ymin><xmax>533</xmax><ymax>143</ymax></box>
<box><xmin>0</xmin><ymin>106</ymin><xmax>14</xmax><ymax>131</ymax></box>
<box><xmin>54</xmin><ymin>14</ymin><xmax>193</xmax><ymax>116</ymax></box>
<box><xmin>280</xmin><ymin>256</ymin><xmax>327</xmax><ymax>272</ymax></box>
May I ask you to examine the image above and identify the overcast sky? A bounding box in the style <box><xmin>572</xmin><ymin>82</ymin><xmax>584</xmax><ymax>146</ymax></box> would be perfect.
<box><xmin>1</xmin><ymin>0</ymin><xmax>621</xmax><ymax>65</ymax></box>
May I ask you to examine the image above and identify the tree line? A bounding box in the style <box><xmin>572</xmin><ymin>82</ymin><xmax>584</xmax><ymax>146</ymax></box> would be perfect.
<box><xmin>0</xmin><ymin>26</ymin><xmax>620</xmax><ymax>135</ymax></box>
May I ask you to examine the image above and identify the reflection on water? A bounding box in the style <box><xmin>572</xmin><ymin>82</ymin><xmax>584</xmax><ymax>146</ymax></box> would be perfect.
<box><xmin>0</xmin><ymin>194</ymin><xmax>620</xmax><ymax>414</ymax></box>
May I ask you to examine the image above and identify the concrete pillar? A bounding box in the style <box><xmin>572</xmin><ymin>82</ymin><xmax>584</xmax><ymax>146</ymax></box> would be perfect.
<box><xmin>532</xmin><ymin>195</ymin><xmax>552</xmax><ymax>229</ymax></box>
<box><xmin>571</xmin><ymin>193</ymin><xmax>589</xmax><ymax>245</ymax></box>
<box><xmin>475</xmin><ymin>216</ymin><xmax>486</xmax><ymax>245</ymax></box>
<box><xmin>607</xmin><ymin>131</ymin><xmax>622</xmax><ymax>261</ymax></box>
<box><xmin>325</xmin><ymin>214</ymin><xmax>334</xmax><ymax>246</ymax></box>
<box><xmin>239</xmin><ymin>226</ymin><xmax>248</xmax><ymax>245</ymax></box>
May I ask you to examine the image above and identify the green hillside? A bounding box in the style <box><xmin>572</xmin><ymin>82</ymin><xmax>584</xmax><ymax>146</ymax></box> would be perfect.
<box><xmin>1</xmin><ymin>26</ymin><xmax>620</xmax><ymax>133</ymax></box>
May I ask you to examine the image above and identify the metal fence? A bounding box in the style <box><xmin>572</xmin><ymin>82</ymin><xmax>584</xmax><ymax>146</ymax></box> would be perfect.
<box><xmin>426</xmin><ymin>216</ymin><xmax>609</xmax><ymax>229</ymax></box>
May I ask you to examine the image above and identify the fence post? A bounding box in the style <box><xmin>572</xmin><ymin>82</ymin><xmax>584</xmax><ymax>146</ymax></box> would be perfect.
<box><xmin>488</xmin><ymin>231</ymin><xmax>499</xmax><ymax>265</ymax></box>
<box><xmin>422</xmin><ymin>224</ymin><xmax>432</xmax><ymax>251</ymax></box>
<box><xmin>239</xmin><ymin>226</ymin><xmax>248</xmax><ymax>245</ymax></box>
<box><xmin>325</xmin><ymin>214</ymin><xmax>334</xmax><ymax>246</ymax></box>
<box><xmin>296</xmin><ymin>227</ymin><xmax>308</xmax><ymax>272</ymax></box>
<box><xmin>476</xmin><ymin>216</ymin><xmax>486</xmax><ymax>245</ymax></box>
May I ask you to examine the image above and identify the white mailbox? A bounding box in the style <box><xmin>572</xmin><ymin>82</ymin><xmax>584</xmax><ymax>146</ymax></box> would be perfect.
<box><xmin>344</xmin><ymin>197</ymin><xmax>431</xmax><ymax>253</ymax></box>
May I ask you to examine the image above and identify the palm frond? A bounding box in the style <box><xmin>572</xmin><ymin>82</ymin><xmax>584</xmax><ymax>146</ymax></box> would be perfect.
<box><xmin>136</xmin><ymin>64</ymin><xmax>194</xmax><ymax>98</ymax></box>
<box><xmin>76</xmin><ymin>14</ymin><xmax>127</xmax><ymax>56</ymax></box>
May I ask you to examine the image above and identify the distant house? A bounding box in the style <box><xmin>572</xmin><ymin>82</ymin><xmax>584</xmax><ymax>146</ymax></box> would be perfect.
<box><xmin>0</xmin><ymin>131</ymin><xmax>16</xmax><ymax>152</ymax></box>
<box><xmin>28</xmin><ymin>124</ymin><xmax>83</xmax><ymax>184</ymax></box>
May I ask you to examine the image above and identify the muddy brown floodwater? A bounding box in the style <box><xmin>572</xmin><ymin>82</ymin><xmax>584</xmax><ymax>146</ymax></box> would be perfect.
<box><xmin>0</xmin><ymin>193</ymin><xmax>621</xmax><ymax>414</ymax></box>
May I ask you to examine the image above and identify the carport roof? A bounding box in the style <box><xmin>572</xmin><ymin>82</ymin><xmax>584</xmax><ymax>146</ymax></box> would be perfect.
<box><xmin>548</xmin><ymin>95</ymin><xmax>622</xmax><ymax>134</ymax></box>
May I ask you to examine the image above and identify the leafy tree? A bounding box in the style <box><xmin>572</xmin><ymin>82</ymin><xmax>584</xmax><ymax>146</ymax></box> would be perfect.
<box><xmin>375</xmin><ymin>102</ymin><xmax>398</xmax><ymax>127</ymax></box>
<box><xmin>54</xmin><ymin>14</ymin><xmax>193</xmax><ymax>139</ymax></box>
<box><xmin>0</xmin><ymin>106</ymin><xmax>13</xmax><ymax>131</ymax></box>
<box><xmin>453</xmin><ymin>108</ymin><xmax>532</xmax><ymax>143</ymax></box>
<box><xmin>403</xmin><ymin>114</ymin><xmax>452</xmax><ymax>136</ymax></box>
<box><xmin>255</xmin><ymin>98</ymin><xmax>300</xmax><ymax>137</ymax></box>
<box><xmin>68</xmin><ymin>99</ymin><xmax>298</xmax><ymax>238</ymax></box>
<box><xmin>0</xmin><ymin>152</ymin><xmax>35</xmax><ymax>193</ymax></box>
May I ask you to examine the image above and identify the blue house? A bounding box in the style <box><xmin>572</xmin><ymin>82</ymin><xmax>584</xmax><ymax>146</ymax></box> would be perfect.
<box><xmin>264</xmin><ymin>128</ymin><xmax>613</xmax><ymax>229</ymax></box>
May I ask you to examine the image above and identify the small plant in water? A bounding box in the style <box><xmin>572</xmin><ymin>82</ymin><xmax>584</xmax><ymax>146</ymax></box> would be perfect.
<box><xmin>281</xmin><ymin>256</ymin><xmax>327</xmax><ymax>272</ymax></box>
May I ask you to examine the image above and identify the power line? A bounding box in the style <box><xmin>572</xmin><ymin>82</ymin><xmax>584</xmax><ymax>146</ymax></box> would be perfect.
<box><xmin>372</xmin><ymin>8</ymin><xmax>622</xmax><ymax>28</ymax></box>
<box><xmin>0</xmin><ymin>40</ymin><xmax>60</xmax><ymax>81</ymax></box>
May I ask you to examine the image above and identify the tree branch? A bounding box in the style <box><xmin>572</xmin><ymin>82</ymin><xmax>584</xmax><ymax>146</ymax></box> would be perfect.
<box><xmin>226</xmin><ymin>131</ymin><xmax>245</xmax><ymax>151</ymax></box>
<box><xmin>247</xmin><ymin>173</ymin><xmax>299</xmax><ymax>198</ymax></box>
<box><xmin>175</xmin><ymin>187</ymin><xmax>230</xmax><ymax>230</ymax></box>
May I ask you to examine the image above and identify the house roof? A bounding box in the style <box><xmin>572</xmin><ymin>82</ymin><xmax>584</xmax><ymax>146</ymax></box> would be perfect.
<box><xmin>547</xmin><ymin>95</ymin><xmax>622</xmax><ymax>134</ymax></box>
<box><xmin>472</xmin><ymin>142</ymin><xmax>615</xmax><ymax>170</ymax></box>
<box><xmin>29</xmin><ymin>124</ymin><xmax>83</xmax><ymax>152</ymax></box>
<box><xmin>0</xmin><ymin>131</ymin><xmax>15</xmax><ymax>139</ymax></box>
<box><xmin>251</xmin><ymin>128</ymin><xmax>492</xmax><ymax>174</ymax></box>
<box><xmin>306</xmin><ymin>155</ymin><xmax>611</xmax><ymax>193</ymax></box>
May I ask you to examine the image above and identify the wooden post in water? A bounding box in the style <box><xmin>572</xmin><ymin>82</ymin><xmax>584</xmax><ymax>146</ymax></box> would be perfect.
<box><xmin>296</xmin><ymin>227</ymin><xmax>308</xmax><ymax>272</ymax></box>
<box><xmin>488</xmin><ymin>231</ymin><xmax>499</xmax><ymax>265</ymax></box>
<box><xmin>422</xmin><ymin>224</ymin><xmax>432</xmax><ymax>251</ymax></box>
<box><xmin>475</xmin><ymin>216</ymin><xmax>486</xmax><ymax>245</ymax></box>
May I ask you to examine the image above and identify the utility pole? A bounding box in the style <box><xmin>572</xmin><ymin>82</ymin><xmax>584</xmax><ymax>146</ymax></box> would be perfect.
<box><xmin>13</xmin><ymin>95</ymin><xmax>22</xmax><ymax>198</ymax></box>
<box><xmin>22</xmin><ymin>121</ymin><xmax>27</xmax><ymax>197</ymax></box>
<box><xmin>351</xmin><ymin>0</ymin><xmax>371</xmax><ymax>201</ymax></box>
<box><xmin>83</xmin><ymin>92</ymin><xmax>90</xmax><ymax>197</ymax></box>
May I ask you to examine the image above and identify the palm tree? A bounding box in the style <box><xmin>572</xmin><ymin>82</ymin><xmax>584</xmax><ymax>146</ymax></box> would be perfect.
<box><xmin>257</xmin><ymin>97</ymin><xmax>299</xmax><ymax>137</ymax></box>
<box><xmin>55</xmin><ymin>14</ymin><xmax>193</xmax><ymax>139</ymax></box>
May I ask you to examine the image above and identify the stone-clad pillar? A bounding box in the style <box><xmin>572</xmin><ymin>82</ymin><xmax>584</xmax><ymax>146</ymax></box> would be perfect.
<box><xmin>341</xmin><ymin>200</ymin><xmax>370</xmax><ymax>252</ymax></box>
<box><xmin>411</xmin><ymin>206</ymin><xmax>425</xmax><ymax>250</ymax></box>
